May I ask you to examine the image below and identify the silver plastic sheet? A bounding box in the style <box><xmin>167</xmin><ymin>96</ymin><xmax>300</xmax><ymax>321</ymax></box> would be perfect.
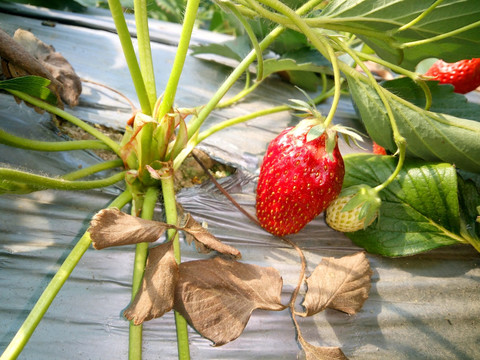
<box><xmin>1</xmin><ymin>4</ymin><xmax>479</xmax><ymax>359</ymax></box>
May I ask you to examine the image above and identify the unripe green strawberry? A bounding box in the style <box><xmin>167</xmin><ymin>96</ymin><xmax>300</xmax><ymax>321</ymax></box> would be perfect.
<box><xmin>424</xmin><ymin>58</ymin><xmax>480</xmax><ymax>94</ymax></box>
<box><xmin>325</xmin><ymin>194</ymin><xmax>376</xmax><ymax>232</ymax></box>
<box><xmin>256</xmin><ymin>120</ymin><xmax>344</xmax><ymax>236</ymax></box>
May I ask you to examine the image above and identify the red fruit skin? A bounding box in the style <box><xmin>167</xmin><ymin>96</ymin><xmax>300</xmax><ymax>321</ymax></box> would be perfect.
<box><xmin>424</xmin><ymin>58</ymin><xmax>480</xmax><ymax>94</ymax></box>
<box><xmin>256</xmin><ymin>124</ymin><xmax>345</xmax><ymax>236</ymax></box>
<box><xmin>372</xmin><ymin>141</ymin><xmax>387</xmax><ymax>155</ymax></box>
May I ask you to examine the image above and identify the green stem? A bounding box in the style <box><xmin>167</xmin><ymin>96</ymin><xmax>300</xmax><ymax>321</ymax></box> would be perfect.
<box><xmin>161</xmin><ymin>172</ymin><xmax>190</xmax><ymax>359</ymax></box>
<box><xmin>216</xmin><ymin>81</ymin><xmax>261</xmax><ymax>109</ymax></box>
<box><xmin>401</xmin><ymin>20</ymin><xmax>480</xmax><ymax>49</ymax></box>
<box><xmin>335</xmin><ymin>41</ymin><xmax>404</xmax><ymax>149</ymax></box>
<box><xmin>316</xmin><ymin>37</ymin><xmax>341</xmax><ymax>128</ymax></box>
<box><xmin>7</xmin><ymin>90</ymin><xmax>121</xmax><ymax>156</ymax></box>
<box><xmin>198</xmin><ymin>105</ymin><xmax>289</xmax><ymax>144</ymax></box>
<box><xmin>0</xmin><ymin>190</ymin><xmax>132</xmax><ymax>360</ymax></box>
<box><xmin>155</xmin><ymin>0</ymin><xmax>200</xmax><ymax>121</ymax></box>
<box><xmin>397</xmin><ymin>0</ymin><xmax>445</xmax><ymax>32</ymax></box>
<box><xmin>331</xmin><ymin>37</ymin><xmax>408</xmax><ymax>191</ymax></box>
<box><xmin>129</xmin><ymin>186</ymin><xmax>159</xmax><ymax>360</ymax></box>
<box><xmin>134</xmin><ymin>0</ymin><xmax>157</xmax><ymax>110</ymax></box>
<box><xmin>62</xmin><ymin>159</ymin><xmax>124</xmax><ymax>181</ymax></box>
<box><xmin>374</xmin><ymin>144</ymin><xmax>406</xmax><ymax>193</ymax></box>
<box><xmin>225</xmin><ymin>2</ymin><xmax>264</xmax><ymax>81</ymax></box>
<box><xmin>108</xmin><ymin>0</ymin><xmax>152</xmax><ymax>115</ymax></box>
<box><xmin>344</xmin><ymin>48</ymin><xmax>432</xmax><ymax>111</ymax></box>
<box><xmin>0</xmin><ymin>128</ymin><xmax>111</xmax><ymax>151</ymax></box>
<box><xmin>0</xmin><ymin>168</ymin><xmax>126</xmax><ymax>191</ymax></box>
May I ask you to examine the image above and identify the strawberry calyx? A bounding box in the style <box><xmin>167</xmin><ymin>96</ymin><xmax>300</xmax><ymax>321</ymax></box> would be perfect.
<box><xmin>288</xmin><ymin>97</ymin><xmax>365</xmax><ymax>161</ymax></box>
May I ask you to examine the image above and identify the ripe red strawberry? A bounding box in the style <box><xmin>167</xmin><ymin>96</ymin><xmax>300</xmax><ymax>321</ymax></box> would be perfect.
<box><xmin>424</xmin><ymin>58</ymin><xmax>480</xmax><ymax>94</ymax></box>
<box><xmin>256</xmin><ymin>121</ymin><xmax>345</xmax><ymax>236</ymax></box>
<box><xmin>372</xmin><ymin>141</ymin><xmax>386</xmax><ymax>155</ymax></box>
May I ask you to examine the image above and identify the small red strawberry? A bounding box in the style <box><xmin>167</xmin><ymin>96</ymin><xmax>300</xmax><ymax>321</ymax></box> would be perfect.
<box><xmin>424</xmin><ymin>58</ymin><xmax>480</xmax><ymax>94</ymax></box>
<box><xmin>256</xmin><ymin>120</ymin><xmax>345</xmax><ymax>236</ymax></box>
<box><xmin>372</xmin><ymin>141</ymin><xmax>387</xmax><ymax>155</ymax></box>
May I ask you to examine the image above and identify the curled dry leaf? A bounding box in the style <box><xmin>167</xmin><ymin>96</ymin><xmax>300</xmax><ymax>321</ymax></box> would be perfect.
<box><xmin>124</xmin><ymin>242</ymin><xmax>178</xmax><ymax>325</ymax></box>
<box><xmin>301</xmin><ymin>252</ymin><xmax>372</xmax><ymax>316</ymax></box>
<box><xmin>174</xmin><ymin>257</ymin><xmax>286</xmax><ymax>346</ymax></box>
<box><xmin>88</xmin><ymin>208</ymin><xmax>241</xmax><ymax>258</ymax></box>
<box><xmin>299</xmin><ymin>337</ymin><xmax>348</xmax><ymax>360</ymax></box>
<box><xmin>0</xmin><ymin>28</ymin><xmax>82</xmax><ymax>107</ymax></box>
<box><xmin>181</xmin><ymin>213</ymin><xmax>241</xmax><ymax>259</ymax></box>
<box><xmin>88</xmin><ymin>208</ymin><xmax>171</xmax><ymax>250</ymax></box>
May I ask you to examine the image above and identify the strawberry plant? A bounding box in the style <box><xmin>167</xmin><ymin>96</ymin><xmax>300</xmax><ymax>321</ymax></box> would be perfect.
<box><xmin>1</xmin><ymin>0</ymin><xmax>480</xmax><ymax>359</ymax></box>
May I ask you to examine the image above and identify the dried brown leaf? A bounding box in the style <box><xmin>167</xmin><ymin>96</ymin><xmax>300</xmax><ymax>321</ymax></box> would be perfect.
<box><xmin>0</xmin><ymin>28</ymin><xmax>59</xmax><ymax>86</ymax></box>
<box><xmin>0</xmin><ymin>28</ymin><xmax>82</xmax><ymax>107</ymax></box>
<box><xmin>174</xmin><ymin>257</ymin><xmax>286</xmax><ymax>346</ymax></box>
<box><xmin>124</xmin><ymin>242</ymin><xmax>178</xmax><ymax>325</ymax></box>
<box><xmin>13</xmin><ymin>29</ymin><xmax>82</xmax><ymax>107</ymax></box>
<box><xmin>181</xmin><ymin>213</ymin><xmax>241</xmax><ymax>259</ymax></box>
<box><xmin>302</xmin><ymin>252</ymin><xmax>372</xmax><ymax>316</ymax></box>
<box><xmin>299</xmin><ymin>336</ymin><xmax>349</xmax><ymax>360</ymax></box>
<box><xmin>88</xmin><ymin>208</ymin><xmax>173</xmax><ymax>250</ymax></box>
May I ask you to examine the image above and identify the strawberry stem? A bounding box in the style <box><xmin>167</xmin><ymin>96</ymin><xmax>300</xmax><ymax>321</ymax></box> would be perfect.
<box><xmin>129</xmin><ymin>186</ymin><xmax>159</xmax><ymax>360</ymax></box>
<box><xmin>397</xmin><ymin>0</ymin><xmax>445</xmax><ymax>32</ymax></box>
<box><xmin>107</xmin><ymin>0</ymin><xmax>152</xmax><ymax>115</ymax></box>
<box><xmin>134</xmin><ymin>0</ymin><xmax>157</xmax><ymax>110</ymax></box>
<box><xmin>224</xmin><ymin>1</ymin><xmax>264</xmax><ymax>81</ymax></box>
<box><xmin>349</xmin><ymin>50</ymin><xmax>433</xmax><ymax>110</ymax></box>
<box><xmin>317</xmin><ymin>36</ymin><xmax>341</xmax><ymax>128</ymax></box>
<box><xmin>0</xmin><ymin>128</ymin><xmax>111</xmax><ymax>152</ymax></box>
<box><xmin>7</xmin><ymin>90</ymin><xmax>121</xmax><ymax>156</ymax></box>
<box><xmin>155</xmin><ymin>0</ymin><xmax>200</xmax><ymax>122</ymax></box>
<box><xmin>401</xmin><ymin>20</ymin><xmax>480</xmax><ymax>49</ymax></box>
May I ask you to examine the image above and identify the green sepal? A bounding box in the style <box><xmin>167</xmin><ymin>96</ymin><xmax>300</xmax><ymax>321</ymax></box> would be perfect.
<box><xmin>306</xmin><ymin>124</ymin><xmax>325</xmax><ymax>142</ymax></box>
<box><xmin>341</xmin><ymin>185</ymin><xmax>382</xmax><ymax>227</ymax></box>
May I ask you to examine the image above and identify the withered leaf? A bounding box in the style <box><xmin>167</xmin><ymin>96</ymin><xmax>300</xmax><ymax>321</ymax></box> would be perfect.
<box><xmin>174</xmin><ymin>257</ymin><xmax>286</xmax><ymax>346</ymax></box>
<box><xmin>0</xmin><ymin>28</ymin><xmax>59</xmax><ymax>88</ymax></box>
<box><xmin>181</xmin><ymin>213</ymin><xmax>241</xmax><ymax>259</ymax></box>
<box><xmin>302</xmin><ymin>252</ymin><xmax>372</xmax><ymax>316</ymax></box>
<box><xmin>0</xmin><ymin>28</ymin><xmax>82</xmax><ymax>107</ymax></box>
<box><xmin>89</xmin><ymin>209</ymin><xmax>241</xmax><ymax>259</ymax></box>
<box><xmin>88</xmin><ymin>208</ymin><xmax>173</xmax><ymax>250</ymax></box>
<box><xmin>299</xmin><ymin>336</ymin><xmax>349</xmax><ymax>360</ymax></box>
<box><xmin>124</xmin><ymin>241</ymin><xmax>178</xmax><ymax>325</ymax></box>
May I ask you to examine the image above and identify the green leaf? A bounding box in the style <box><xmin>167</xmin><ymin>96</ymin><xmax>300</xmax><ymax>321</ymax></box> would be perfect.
<box><xmin>342</xmin><ymin>154</ymin><xmax>465</xmax><ymax>256</ymax></box>
<box><xmin>269</xmin><ymin>29</ymin><xmax>309</xmax><ymax>54</ymax></box>
<box><xmin>346</xmin><ymin>73</ymin><xmax>480</xmax><ymax>173</ymax></box>
<box><xmin>381</xmin><ymin>77</ymin><xmax>480</xmax><ymax>121</ymax></box>
<box><xmin>320</xmin><ymin>0</ymin><xmax>480</xmax><ymax>70</ymax></box>
<box><xmin>191</xmin><ymin>35</ymin><xmax>252</xmax><ymax>63</ymax></box>
<box><xmin>0</xmin><ymin>76</ymin><xmax>56</xmax><ymax>104</ymax></box>
<box><xmin>263</xmin><ymin>49</ymin><xmax>332</xmax><ymax>79</ymax></box>
<box><xmin>457</xmin><ymin>174</ymin><xmax>480</xmax><ymax>247</ymax></box>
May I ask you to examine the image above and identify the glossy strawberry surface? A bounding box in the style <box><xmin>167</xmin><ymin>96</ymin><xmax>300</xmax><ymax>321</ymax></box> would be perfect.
<box><xmin>424</xmin><ymin>58</ymin><xmax>480</xmax><ymax>94</ymax></box>
<box><xmin>256</xmin><ymin>123</ymin><xmax>344</xmax><ymax>236</ymax></box>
